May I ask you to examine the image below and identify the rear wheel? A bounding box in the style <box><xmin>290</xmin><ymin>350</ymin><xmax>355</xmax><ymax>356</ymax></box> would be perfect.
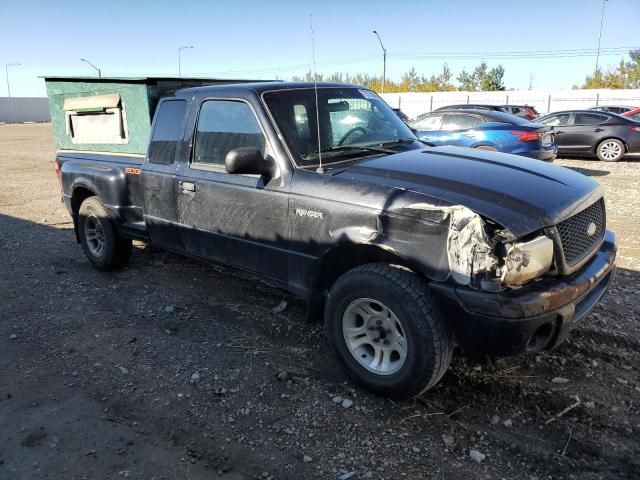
<box><xmin>324</xmin><ymin>263</ymin><xmax>452</xmax><ymax>400</ymax></box>
<box><xmin>596</xmin><ymin>138</ymin><xmax>625</xmax><ymax>162</ymax></box>
<box><xmin>78</xmin><ymin>196</ymin><xmax>131</xmax><ymax>271</ymax></box>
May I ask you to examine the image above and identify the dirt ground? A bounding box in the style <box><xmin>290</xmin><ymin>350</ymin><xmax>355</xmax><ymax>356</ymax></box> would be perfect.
<box><xmin>0</xmin><ymin>123</ymin><xmax>638</xmax><ymax>480</ymax></box>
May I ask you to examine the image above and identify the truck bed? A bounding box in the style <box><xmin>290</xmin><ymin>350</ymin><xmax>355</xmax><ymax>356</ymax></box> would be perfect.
<box><xmin>56</xmin><ymin>151</ymin><xmax>148</xmax><ymax>239</ymax></box>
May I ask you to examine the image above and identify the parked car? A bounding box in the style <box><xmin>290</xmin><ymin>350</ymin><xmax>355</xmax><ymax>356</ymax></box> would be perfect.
<box><xmin>502</xmin><ymin>105</ymin><xmax>539</xmax><ymax>120</ymax></box>
<box><xmin>434</xmin><ymin>104</ymin><xmax>508</xmax><ymax>113</ymax></box>
<box><xmin>50</xmin><ymin>79</ymin><xmax>616</xmax><ymax>400</ymax></box>
<box><xmin>409</xmin><ymin>109</ymin><xmax>556</xmax><ymax>161</ymax></box>
<box><xmin>589</xmin><ymin>105</ymin><xmax>636</xmax><ymax>114</ymax></box>
<box><xmin>391</xmin><ymin>107</ymin><xmax>409</xmax><ymax>123</ymax></box>
<box><xmin>622</xmin><ymin>107</ymin><xmax>640</xmax><ymax>121</ymax></box>
<box><xmin>536</xmin><ymin>110</ymin><xmax>640</xmax><ymax>161</ymax></box>
<box><xmin>434</xmin><ymin>104</ymin><xmax>539</xmax><ymax>120</ymax></box>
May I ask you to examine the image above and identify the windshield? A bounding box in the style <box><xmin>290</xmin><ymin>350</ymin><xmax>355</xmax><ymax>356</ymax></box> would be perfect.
<box><xmin>263</xmin><ymin>87</ymin><xmax>416</xmax><ymax>167</ymax></box>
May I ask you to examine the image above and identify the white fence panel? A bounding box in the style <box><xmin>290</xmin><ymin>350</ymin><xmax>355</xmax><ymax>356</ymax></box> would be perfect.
<box><xmin>380</xmin><ymin>89</ymin><xmax>640</xmax><ymax>120</ymax></box>
<box><xmin>0</xmin><ymin>97</ymin><xmax>50</xmax><ymax>123</ymax></box>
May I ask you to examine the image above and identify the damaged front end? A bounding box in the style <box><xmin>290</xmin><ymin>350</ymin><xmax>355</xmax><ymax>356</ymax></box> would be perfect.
<box><xmin>447</xmin><ymin>207</ymin><xmax>554</xmax><ymax>291</ymax></box>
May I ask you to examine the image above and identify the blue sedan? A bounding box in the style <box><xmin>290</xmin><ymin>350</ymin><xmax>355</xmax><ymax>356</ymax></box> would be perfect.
<box><xmin>410</xmin><ymin>109</ymin><xmax>557</xmax><ymax>161</ymax></box>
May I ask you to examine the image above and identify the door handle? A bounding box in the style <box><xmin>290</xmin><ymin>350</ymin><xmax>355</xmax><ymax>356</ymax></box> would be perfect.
<box><xmin>555</xmin><ymin>130</ymin><xmax>564</xmax><ymax>134</ymax></box>
<box><xmin>180</xmin><ymin>181</ymin><xmax>196</xmax><ymax>193</ymax></box>
<box><xmin>594</xmin><ymin>128</ymin><xmax>604</xmax><ymax>132</ymax></box>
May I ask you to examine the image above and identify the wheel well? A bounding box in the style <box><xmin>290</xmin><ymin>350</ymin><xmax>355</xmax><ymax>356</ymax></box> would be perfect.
<box><xmin>594</xmin><ymin>137</ymin><xmax>628</xmax><ymax>154</ymax></box>
<box><xmin>307</xmin><ymin>244</ymin><xmax>415</xmax><ymax>322</ymax></box>
<box><xmin>71</xmin><ymin>187</ymin><xmax>96</xmax><ymax>241</ymax></box>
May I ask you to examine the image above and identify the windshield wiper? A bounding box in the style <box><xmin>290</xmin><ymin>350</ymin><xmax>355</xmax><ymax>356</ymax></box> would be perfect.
<box><xmin>377</xmin><ymin>137</ymin><xmax>436</xmax><ymax>148</ymax></box>
<box><xmin>302</xmin><ymin>145</ymin><xmax>395</xmax><ymax>161</ymax></box>
<box><xmin>379</xmin><ymin>137</ymin><xmax>419</xmax><ymax>146</ymax></box>
<box><xmin>323</xmin><ymin>145</ymin><xmax>396</xmax><ymax>154</ymax></box>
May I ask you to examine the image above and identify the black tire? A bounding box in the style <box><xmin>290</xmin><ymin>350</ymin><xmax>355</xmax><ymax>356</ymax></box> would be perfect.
<box><xmin>596</xmin><ymin>138</ymin><xmax>625</xmax><ymax>162</ymax></box>
<box><xmin>324</xmin><ymin>263</ymin><xmax>452</xmax><ymax>400</ymax></box>
<box><xmin>77</xmin><ymin>196</ymin><xmax>131</xmax><ymax>271</ymax></box>
<box><xmin>475</xmin><ymin>145</ymin><xmax>497</xmax><ymax>151</ymax></box>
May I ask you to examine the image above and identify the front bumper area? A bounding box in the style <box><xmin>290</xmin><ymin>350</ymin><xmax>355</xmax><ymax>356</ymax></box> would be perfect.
<box><xmin>431</xmin><ymin>230</ymin><xmax>617</xmax><ymax>356</ymax></box>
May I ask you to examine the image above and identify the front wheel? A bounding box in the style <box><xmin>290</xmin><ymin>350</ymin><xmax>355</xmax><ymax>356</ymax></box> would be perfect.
<box><xmin>78</xmin><ymin>196</ymin><xmax>132</xmax><ymax>271</ymax></box>
<box><xmin>324</xmin><ymin>263</ymin><xmax>453</xmax><ymax>400</ymax></box>
<box><xmin>596</xmin><ymin>138</ymin><xmax>625</xmax><ymax>162</ymax></box>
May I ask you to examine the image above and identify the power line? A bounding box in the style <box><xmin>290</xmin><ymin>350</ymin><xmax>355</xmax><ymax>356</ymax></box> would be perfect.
<box><xmin>390</xmin><ymin>48</ymin><xmax>637</xmax><ymax>60</ymax></box>
<box><xmin>391</xmin><ymin>46</ymin><xmax>636</xmax><ymax>56</ymax></box>
<box><xmin>106</xmin><ymin>46</ymin><xmax>638</xmax><ymax>78</ymax></box>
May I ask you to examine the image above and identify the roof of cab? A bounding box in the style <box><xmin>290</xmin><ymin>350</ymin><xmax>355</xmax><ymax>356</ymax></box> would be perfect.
<box><xmin>175</xmin><ymin>81</ymin><xmax>364</xmax><ymax>97</ymax></box>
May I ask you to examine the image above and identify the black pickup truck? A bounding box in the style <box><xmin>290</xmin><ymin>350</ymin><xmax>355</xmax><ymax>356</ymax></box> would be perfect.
<box><xmin>54</xmin><ymin>82</ymin><xmax>617</xmax><ymax>399</ymax></box>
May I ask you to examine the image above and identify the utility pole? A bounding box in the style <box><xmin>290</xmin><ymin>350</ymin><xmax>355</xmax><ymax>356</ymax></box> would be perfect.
<box><xmin>372</xmin><ymin>30</ymin><xmax>387</xmax><ymax>93</ymax></box>
<box><xmin>80</xmin><ymin>58</ymin><xmax>101</xmax><ymax>77</ymax></box>
<box><xmin>5</xmin><ymin>63</ymin><xmax>21</xmax><ymax>97</ymax></box>
<box><xmin>595</xmin><ymin>0</ymin><xmax>608</xmax><ymax>74</ymax></box>
<box><xmin>178</xmin><ymin>46</ymin><xmax>194</xmax><ymax>77</ymax></box>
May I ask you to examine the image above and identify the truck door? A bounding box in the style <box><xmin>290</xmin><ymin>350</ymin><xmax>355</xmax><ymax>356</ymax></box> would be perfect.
<box><xmin>140</xmin><ymin>99</ymin><xmax>188</xmax><ymax>250</ymax></box>
<box><xmin>175</xmin><ymin>98</ymin><xmax>289</xmax><ymax>280</ymax></box>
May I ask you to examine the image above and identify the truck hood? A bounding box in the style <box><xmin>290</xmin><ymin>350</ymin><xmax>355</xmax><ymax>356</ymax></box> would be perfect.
<box><xmin>335</xmin><ymin>146</ymin><xmax>602</xmax><ymax>237</ymax></box>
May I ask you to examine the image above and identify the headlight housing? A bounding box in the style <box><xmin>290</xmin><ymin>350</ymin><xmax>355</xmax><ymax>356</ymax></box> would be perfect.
<box><xmin>446</xmin><ymin>207</ymin><xmax>554</xmax><ymax>290</ymax></box>
<box><xmin>501</xmin><ymin>235</ymin><xmax>554</xmax><ymax>286</ymax></box>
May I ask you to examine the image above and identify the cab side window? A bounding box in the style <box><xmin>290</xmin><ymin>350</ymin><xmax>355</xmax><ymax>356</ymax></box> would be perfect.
<box><xmin>193</xmin><ymin>100</ymin><xmax>266</xmax><ymax>167</ymax></box>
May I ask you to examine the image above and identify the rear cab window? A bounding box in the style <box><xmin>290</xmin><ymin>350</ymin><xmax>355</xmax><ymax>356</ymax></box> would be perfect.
<box><xmin>149</xmin><ymin>100</ymin><xmax>187</xmax><ymax>165</ymax></box>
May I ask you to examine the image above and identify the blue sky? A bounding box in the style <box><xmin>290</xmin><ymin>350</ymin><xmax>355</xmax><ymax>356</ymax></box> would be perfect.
<box><xmin>1</xmin><ymin>0</ymin><xmax>639</xmax><ymax>97</ymax></box>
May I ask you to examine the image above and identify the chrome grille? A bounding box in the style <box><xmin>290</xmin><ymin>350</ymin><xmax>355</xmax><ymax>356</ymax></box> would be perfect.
<box><xmin>557</xmin><ymin>199</ymin><xmax>605</xmax><ymax>266</ymax></box>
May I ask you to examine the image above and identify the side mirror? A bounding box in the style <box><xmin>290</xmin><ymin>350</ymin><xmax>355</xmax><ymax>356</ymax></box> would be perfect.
<box><xmin>225</xmin><ymin>147</ymin><xmax>269</xmax><ymax>176</ymax></box>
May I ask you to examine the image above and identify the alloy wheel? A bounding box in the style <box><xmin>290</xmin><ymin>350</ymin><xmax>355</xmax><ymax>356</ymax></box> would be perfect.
<box><xmin>342</xmin><ymin>298</ymin><xmax>408</xmax><ymax>375</ymax></box>
<box><xmin>599</xmin><ymin>141</ymin><xmax>622</xmax><ymax>161</ymax></box>
<box><xmin>84</xmin><ymin>215</ymin><xmax>106</xmax><ymax>258</ymax></box>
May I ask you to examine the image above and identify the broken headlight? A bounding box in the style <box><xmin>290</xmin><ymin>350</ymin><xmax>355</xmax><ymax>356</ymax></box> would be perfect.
<box><xmin>447</xmin><ymin>207</ymin><xmax>553</xmax><ymax>290</ymax></box>
<box><xmin>500</xmin><ymin>235</ymin><xmax>554</xmax><ymax>286</ymax></box>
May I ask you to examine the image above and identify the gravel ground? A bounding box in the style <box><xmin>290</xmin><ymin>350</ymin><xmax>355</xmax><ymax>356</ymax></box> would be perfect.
<box><xmin>0</xmin><ymin>123</ymin><xmax>638</xmax><ymax>480</ymax></box>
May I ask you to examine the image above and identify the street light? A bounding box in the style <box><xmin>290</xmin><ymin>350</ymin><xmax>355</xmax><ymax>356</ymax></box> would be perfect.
<box><xmin>178</xmin><ymin>46</ymin><xmax>194</xmax><ymax>77</ymax></box>
<box><xmin>80</xmin><ymin>58</ymin><xmax>101</xmax><ymax>77</ymax></box>
<box><xmin>595</xmin><ymin>0</ymin><xmax>608</xmax><ymax>74</ymax></box>
<box><xmin>5</xmin><ymin>63</ymin><xmax>21</xmax><ymax>97</ymax></box>
<box><xmin>372</xmin><ymin>30</ymin><xmax>387</xmax><ymax>93</ymax></box>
